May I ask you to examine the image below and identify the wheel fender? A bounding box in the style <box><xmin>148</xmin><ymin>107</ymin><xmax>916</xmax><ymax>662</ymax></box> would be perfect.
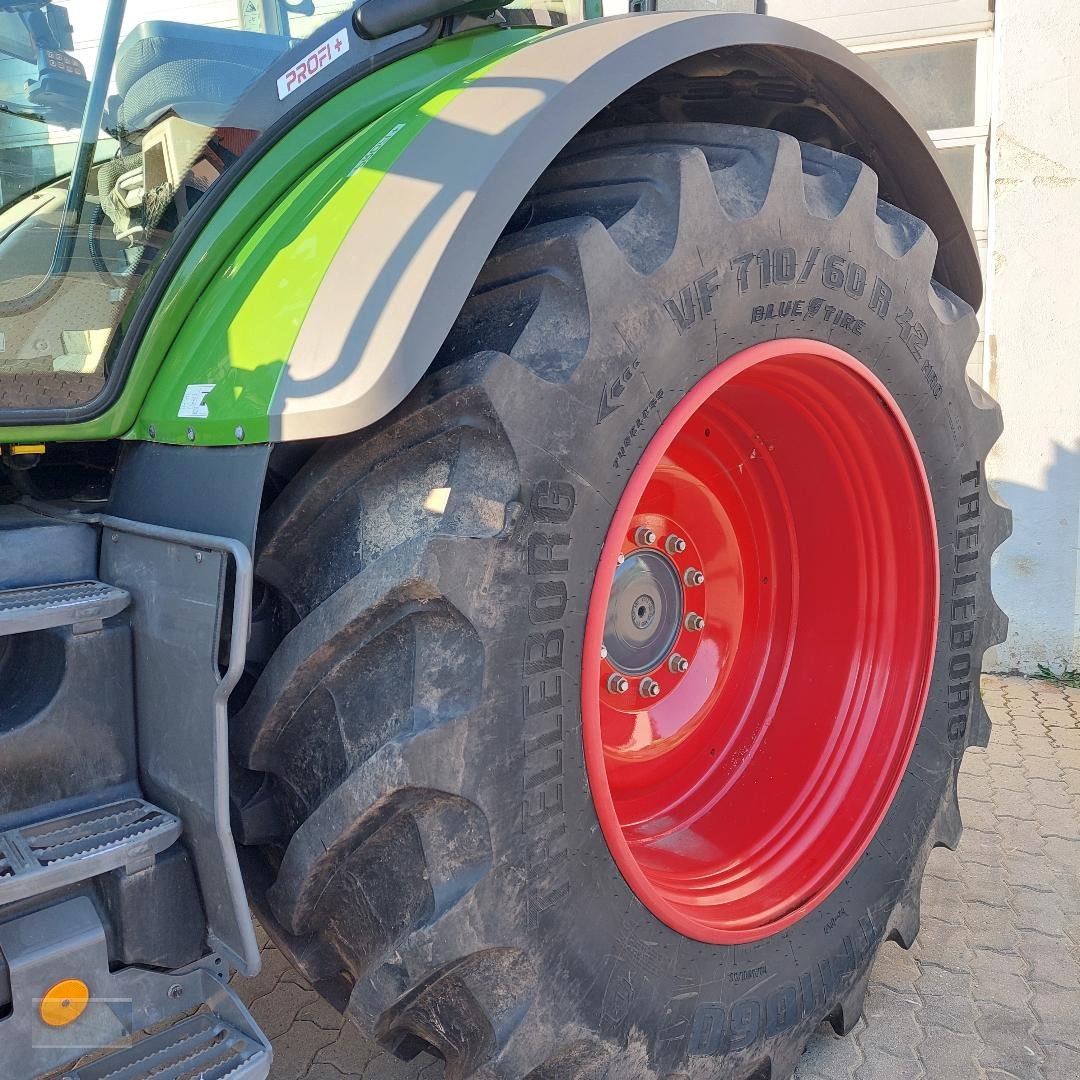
<box><xmin>272</xmin><ymin>11</ymin><xmax>979</xmax><ymax>441</ymax></box>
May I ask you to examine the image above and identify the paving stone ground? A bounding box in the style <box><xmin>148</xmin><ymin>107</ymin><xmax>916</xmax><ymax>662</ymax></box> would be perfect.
<box><xmin>233</xmin><ymin>675</ymin><xmax>1080</xmax><ymax>1079</ymax></box>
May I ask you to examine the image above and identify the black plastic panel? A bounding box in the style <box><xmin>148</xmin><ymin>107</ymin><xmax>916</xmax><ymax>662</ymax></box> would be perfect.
<box><xmin>0</xmin><ymin>506</ymin><xmax>97</xmax><ymax>590</ymax></box>
<box><xmin>0</xmin><ymin>624</ymin><xmax>137</xmax><ymax>828</ymax></box>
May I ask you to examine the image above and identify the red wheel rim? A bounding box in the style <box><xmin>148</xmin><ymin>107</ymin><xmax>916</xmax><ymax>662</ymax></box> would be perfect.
<box><xmin>582</xmin><ymin>339</ymin><xmax>938</xmax><ymax>943</ymax></box>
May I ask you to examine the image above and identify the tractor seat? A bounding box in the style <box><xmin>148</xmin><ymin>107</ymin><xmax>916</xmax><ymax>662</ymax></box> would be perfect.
<box><xmin>115</xmin><ymin>21</ymin><xmax>288</xmax><ymax>133</ymax></box>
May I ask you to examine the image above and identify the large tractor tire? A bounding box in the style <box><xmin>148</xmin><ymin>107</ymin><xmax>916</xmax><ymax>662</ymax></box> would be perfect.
<box><xmin>233</xmin><ymin>123</ymin><xmax>1008</xmax><ymax>1079</ymax></box>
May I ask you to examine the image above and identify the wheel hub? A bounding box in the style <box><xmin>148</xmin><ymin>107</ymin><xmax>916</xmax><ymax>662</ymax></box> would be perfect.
<box><xmin>603</xmin><ymin>548</ymin><xmax>685</xmax><ymax>678</ymax></box>
<box><xmin>583</xmin><ymin>339</ymin><xmax>939</xmax><ymax>944</ymax></box>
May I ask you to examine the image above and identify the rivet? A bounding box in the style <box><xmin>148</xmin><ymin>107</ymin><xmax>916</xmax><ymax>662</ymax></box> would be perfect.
<box><xmin>685</xmin><ymin>613</ymin><xmax>705</xmax><ymax>632</ymax></box>
<box><xmin>665</xmin><ymin>535</ymin><xmax>687</xmax><ymax>555</ymax></box>
<box><xmin>669</xmin><ymin>654</ymin><xmax>689</xmax><ymax>674</ymax></box>
<box><xmin>616</xmin><ymin>553</ymin><xmax>626</xmax><ymax>565</ymax></box>
<box><xmin>168</xmin><ymin>984</ymin><xmax>184</xmax><ymax>1000</ymax></box>
<box><xmin>640</xmin><ymin>677</ymin><xmax>661</xmax><ymax>698</ymax></box>
<box><xmin>195</xmin><ymin>552</ymin><xmax>203</xmax><ymax>564</ymax></box>
<box><xmin>600</xmin><ymin>646</ymin><xmax>608</xmax><ymax>660</ymax></box>
<box><xmin>185</xmin><ymin>427</ymin><xmax>196</xmax><ymax>443</ymax></box>
<box><xmin>607</xmin><ymin>673</ymin><xmax>629</xmax><ymax>694</ymax></box>
<box><xmin>147</xmin><ymin>425</ymin><xmax>156</xmax><ymax>439</ymax></box>
<box><xmin>110</xmin><ymin>533</ymin><xmax>119</xmax><ymax>543</ymax></box>
<box><xmin>634</xmin><ymin>526</ymin><xmax>657</xmax><ymax>547</ymax></box>
<box><xmin>234</xmin><ymin>426</ymin><xmax>245</xmax><ymax>442</ymax></box>
<box><xmin>684</xmin><ymin>567</ymin><xmax>705</xmax><ymax>587</ymax></box>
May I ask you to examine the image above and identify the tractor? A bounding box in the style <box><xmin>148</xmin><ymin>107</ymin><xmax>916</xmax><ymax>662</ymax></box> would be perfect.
<box><xmin>0</xmin><ymin>2</ymin><xmax>1008</xmax><ymax>1077</ymax></box>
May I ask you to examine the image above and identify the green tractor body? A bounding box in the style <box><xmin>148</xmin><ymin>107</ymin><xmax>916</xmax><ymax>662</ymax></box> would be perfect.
<box><xmin>0</xmin><ymin>3</ymin><xmax>1004</xmax><ymax>1079</ymax></box>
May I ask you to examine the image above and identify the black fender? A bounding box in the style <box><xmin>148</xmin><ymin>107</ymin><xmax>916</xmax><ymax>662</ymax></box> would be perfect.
<box><xmin>273</xmin><ymin>11</ymin><xmax>979</xmax><ymax>440</ymax></box>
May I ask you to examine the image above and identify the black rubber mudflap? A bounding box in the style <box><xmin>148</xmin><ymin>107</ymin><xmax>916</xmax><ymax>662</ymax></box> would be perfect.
<box><xmin>234</xmin><ymin>123</ymin><xmax>1008</xmax><ymax>1078</ymax></box>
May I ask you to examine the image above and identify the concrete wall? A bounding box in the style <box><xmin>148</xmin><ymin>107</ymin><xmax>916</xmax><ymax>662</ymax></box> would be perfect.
<box><xmin>984</xmin><ymin>0</ymin><xmax>1080</xmax><ymax>673</ymax></box>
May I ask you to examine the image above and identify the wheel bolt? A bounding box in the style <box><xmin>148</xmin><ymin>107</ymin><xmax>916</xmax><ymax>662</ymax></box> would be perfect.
<box><xmin>665</xmin><ymin>535</ymin><xmax>687</xmax><ymax>555</ymax></box>
<box><xmin>685</xmin><ymin>612</ymin><xmax>705</xmax><ymax>632</ymax></box>
<box><xmin>634</xmin><ymin>526</ymin><xmax>658</xmax><ymax>547</ymax></box>
<box><xmin>607</xmin><ymin>673</ymin><xmax>629</xmax><ymax>694</ymax></box>
<box><xmin>684</xmin><ymin>567</ymin><xmax>705</xmax><ymax>587</ymax></box>
<box><xmin>640</xmin><ymin>677</ymin><xmax>661</xmax><ymax>698</ymax></box>
<box><xmin>669</xmin><ymin>653</ymin><xmax>689</xmax><ymax>673</ymax></box>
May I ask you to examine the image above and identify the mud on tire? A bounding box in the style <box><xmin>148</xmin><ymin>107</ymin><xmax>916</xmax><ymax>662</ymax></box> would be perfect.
<box><xmin>232</xmin><ymin>123</ymin><xmax>1009</xmax><ymax>1079</ymax></box>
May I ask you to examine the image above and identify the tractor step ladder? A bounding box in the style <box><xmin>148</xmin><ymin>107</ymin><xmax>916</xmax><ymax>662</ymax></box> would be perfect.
<box><xmin>64</xmin><ymin>1010</ymin><xmax>271</xmax><ymax>1080</ymax></box>
<box><xmin>0</xmin><ymin>580</ymin><xmax>130</xmax><ymax>636</ymax></box>
<box><xmin>0</xmin><ymin>798</ymin><xmax>181</xmax><ymax>905</ymax></box>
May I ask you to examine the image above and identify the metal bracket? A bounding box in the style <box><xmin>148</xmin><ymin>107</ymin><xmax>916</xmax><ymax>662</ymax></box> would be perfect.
<box><xmin>0</xmin><ymin>898</ymin><xmax>270</xmax><ymax>1080</ymax></box>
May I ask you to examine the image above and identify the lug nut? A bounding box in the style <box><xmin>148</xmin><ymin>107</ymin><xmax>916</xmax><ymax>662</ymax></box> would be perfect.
<box><xmin>665</xmin><ymin>534</ymin><xmax>687</xmax><ymax>554</ymax></box>
<box><xmin>607</xmin><ymin>673</ymin><xmax>629</xmax><ymax>694</ymax></box>
<box><xmin>640</xmin><ymin>677</ymin><xmax>661</xmax><ymax>698</ymax></box>
<box><xmin>685</xmin><ymin>612</ymin><xmax>705</xmax><ymax>632</ymax></box>
<box><xmin>634</xmin><ymin>526</ymin><xmax>658</xmax><ymax>547</ymax></box>
<box><xmin>684</xmin><ymin>567</ymin><xmax>705</xmax><ymax>587</ymax></box>
<box><xmin>669</xmin><ymin>653</ymin><xmax>689</xmax><ymax>673</ymax></box>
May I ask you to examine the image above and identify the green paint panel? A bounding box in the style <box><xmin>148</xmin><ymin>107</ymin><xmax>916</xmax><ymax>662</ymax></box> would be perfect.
<box><xmin>0</xmin><ymin>28</ymin><xmax>539</xmax><ymax>446</ymax></box>
<box><xmin>137</xmin><ymin>102</ymin><xmax>439</xmax><ymax>444</ymax></box>
<box><xmin>137</xmin><ymin>31</ymin><xmax>540</xmax><ymax>446</ymax></box>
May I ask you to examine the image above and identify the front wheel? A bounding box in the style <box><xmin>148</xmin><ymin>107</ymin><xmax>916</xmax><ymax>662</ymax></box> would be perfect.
<box><xmin>234</xmin><ymin>123</ymin><xmax>1008</xmax><ymax>1079</ymax></box>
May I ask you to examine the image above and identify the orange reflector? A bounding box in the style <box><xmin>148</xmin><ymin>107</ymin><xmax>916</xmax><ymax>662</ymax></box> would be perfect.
<box><xmin>39</xmin><ymin>979</ymin><xmax>90</xmax><ymax>1027</ymax></box>
<box><xmin>10</xmin><ymin>444</ymin><xmax>45</xmax><ymax>456</ymax></box>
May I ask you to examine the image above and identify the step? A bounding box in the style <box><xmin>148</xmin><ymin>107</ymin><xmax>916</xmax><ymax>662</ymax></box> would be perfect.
<box><xmin>0</xmin><ymin>798</ymin><xmax>181</xmax><ymax>905</ymax></box>
<box><xmin>0</xmin><ymin>579</ymin><xmax>130</xmax><ymax>637</ymax></box>
<box><xmin>67</xmin><ymin>1011</ymin><xmax>271</xmax><ymax>1080</ymax></box>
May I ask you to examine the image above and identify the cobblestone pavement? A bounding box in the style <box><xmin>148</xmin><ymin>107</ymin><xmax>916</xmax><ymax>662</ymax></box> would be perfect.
<box><xmin>233</xmin><ymin>675</ymin><xmax>1080</xmax><ymax>1079</ymax></box>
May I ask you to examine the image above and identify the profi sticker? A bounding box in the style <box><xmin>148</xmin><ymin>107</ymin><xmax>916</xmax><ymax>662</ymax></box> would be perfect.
<box><xmin>277</xmin><ymin>29</ymin><xmax>350</xmax><ymax>100</ymax></box>
<box><xmin>178</xmin><ymin>384</ymin><xmax>215</xmax><ymax>419</ymax></box>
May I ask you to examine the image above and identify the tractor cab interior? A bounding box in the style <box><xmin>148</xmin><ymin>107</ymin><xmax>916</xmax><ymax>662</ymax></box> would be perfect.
<box><xmin>111</xmin><ymin>21</ymin><xmax>288</xmax><ymax>134</ymax></box>
<box><xmin>0</xmin><ymin>0</ymin><xmax>352</xmax><ymax>408</ymax></box>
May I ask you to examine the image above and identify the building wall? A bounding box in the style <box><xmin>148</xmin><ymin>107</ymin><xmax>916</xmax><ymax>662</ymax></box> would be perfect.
<box><xmin>604</xmin><ymin>0</ymin><xmax>990</xmax><ymax>39</ymax></box>
<box><xmin>766</xmin><ymin>0</ymin><xmax>989</xmax><ymax>44</ymax></box>
<box><xmin>983</xmin><ymin>0</ymin><xmax>1080</xmax><ymax>673</ymax></box>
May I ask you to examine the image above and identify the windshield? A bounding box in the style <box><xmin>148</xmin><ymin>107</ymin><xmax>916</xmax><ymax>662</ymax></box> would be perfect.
<box><xmin>0</xmin><ymin>1</ymin><xmax>578</xmax><ymax>413</ymax></box>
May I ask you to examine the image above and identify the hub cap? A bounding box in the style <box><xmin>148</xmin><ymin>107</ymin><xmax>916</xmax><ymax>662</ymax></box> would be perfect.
<box><xmin>604</xmin><ymin>550</ymin><xmax>683</xmax><ymax>675</ymax></box>
<box><xmin>583</xmin><ymin>340</ymin><xmax>939</xmax><ymax>943</ymax></box>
